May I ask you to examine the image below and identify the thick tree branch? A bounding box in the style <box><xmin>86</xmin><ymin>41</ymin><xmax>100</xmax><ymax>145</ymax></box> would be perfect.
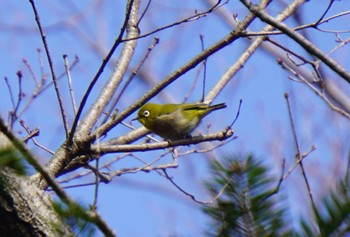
<box><xmin>89</xmin><ymin>11</ymin><xmax>258</xmax><ymax>141</ymax></box>
<box><xmin>206</xmin><ymin>0</ymin><xmax>305</xmax><ymax>103</ymax></box>
<box><xmin>0</xmin><ymin>167</ymin><xmax>75</xmax><ymax>237</ymax></box>
<box><xmin>75</xmin><ymin>0</ymin><xmax>141</xmax><ymax>140</ymax></box>
<box><xmin>207</xmin><ymin>0</ymin><xmax>350</xmax><ymax>113</ymax></box>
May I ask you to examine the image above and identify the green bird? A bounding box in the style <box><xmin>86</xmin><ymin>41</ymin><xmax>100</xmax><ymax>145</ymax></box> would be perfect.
<box><xmin>135</xmin><ymin>102</ymin><xmax>226</xmax><ymax>140</ymax></box>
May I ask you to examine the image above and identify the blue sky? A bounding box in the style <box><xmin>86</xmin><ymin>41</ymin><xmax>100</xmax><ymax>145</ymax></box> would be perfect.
<box><xmin>1</xmin><ymin>1</ymin><xmax>350</xmax><ymax>236</ymax></box>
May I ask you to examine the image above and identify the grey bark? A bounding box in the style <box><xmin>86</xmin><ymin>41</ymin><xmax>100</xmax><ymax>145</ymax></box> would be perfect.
<box><xmin>0</xmin><ymin>167</ymin><xmax>75</xmax><ymax>237</ymax></box>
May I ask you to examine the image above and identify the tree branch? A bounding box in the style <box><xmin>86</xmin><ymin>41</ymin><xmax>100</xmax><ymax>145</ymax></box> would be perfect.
<box><xmin>91</xmin><ymin>129</ymin><xmax>235</xmax><ymax>154</ymax></box>
<box><xmin>240</xmin><ymin>0</ymin><xmax>350</xmax><ymax>84</ymax></box>
<box><xmin>89</xmin><ymin>11</ymin><xmax>258</xmax><ymax>141</ymax></box>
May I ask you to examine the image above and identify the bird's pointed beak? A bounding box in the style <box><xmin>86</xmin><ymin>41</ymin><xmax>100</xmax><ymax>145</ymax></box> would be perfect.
<box><xmin>131</xmin><ymin>117</ymin><xmax>139</xmax><ymax>121</ymax></box>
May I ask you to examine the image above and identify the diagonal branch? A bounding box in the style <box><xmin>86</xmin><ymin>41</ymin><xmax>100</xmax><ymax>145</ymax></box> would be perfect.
<box><xmin>240</xmin><ymin>0</ymin><xmax>350</xmax><ymax>83</ymax></box>
<box><xmin>285</xmin><ymin>93</ymin><xmax>316</xmax><ymax>210</ymax></box>
<box><xmin>205</xmin><ymin>0</ymin><xmax>305</xmax><ymax>103</ymax></box>
<box><xmin>28</xmin><ymin>0</ymin><xmax>70</xmax><ymax>137</ymax></box>
<box><xmin>0</xmin><ymin>115</ymin><xmax>116</xmax><ymax>237</ymax></box>
<box><xmin>70</xmin><ymin>0</ymin><xmax>140</xmax><ymax>143</ymax></box>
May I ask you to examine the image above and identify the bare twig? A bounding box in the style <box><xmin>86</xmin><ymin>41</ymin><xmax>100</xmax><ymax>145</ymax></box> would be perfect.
<box><xmin>182</xmin><ymin>63</ymin><xmax>204</xmax><ymax>104</ymax></box>
<box><xmin>200</xmin><ymin>34</ymin><xmax>207</xmax><ymax>102</ymax></box>
<box><xmin>19</xmin><ymin>120</ymin><xmax>55</xmax><ymax>154</ymax></box>
<box><xmin>285</xmin><ymin>93</ymin><xmax>316</xmax><ymax>210</ymax></box>
<box><xmin>92</xmin><ymin>157</ymin><xmax>100</xmax><ymax>210</ymax></box>
<box><xmin>178</xmin><ymin>135</ymin><xmax>236</xmax><ymax>156</ymax></box>
<box><xmin>7</xmin><ymin>72</ymin><xmax>25</xmax><ymax>127</ymax></box>
<box><xmin>102</xmin><ymin>37</ymin><xmax>160</xmax><ymax>124</ymax></box>
<box><xmin>22</xmin><ymin>128</ymin><xmax>40</xmax><ymax>143</ymax></box>
<box><xmin>15</xmin><ymin>55</ymin><xmax>79</xmax><ymax>123</ymax></box>
<box><xmin>228</xmin><ymin>99</ymin><xmax>243</xmax><ymax>129</ymax></box>
<box><xmin>28</xmin><ymin>0</ymin><xmax>70</xmax><ymax>137</ymax></box>
<box><xmin>242</xmin><ymin>11</ymin><xmax>350</xmax><ymax>36</ymax></box>
<box><xmin>63</xmin><ymin>55</ymin><xmax>78</xmax><ymax>115</ymax></box>
<box><xmin>283</xmin><ymin>145</ymin><xmax>317</xmax><ymax>181</ymax></box>
<box><xmin>269</xmin><ymin>38</ymin><xmax>322</xmax><ymax>80</ymax></box>
<box><xmin>205</xmin><ymin>0</ymin><xmax>304</xmax><ymax>103</ymax></box>
<box><xmin>279</xmin><ymin>60</ymin><xmax>350</xmax><ymax>120</ymax></box>
<box><xmin>3</xmin><ymin>77</ymin><xmax>15</xmax><ymax>113</ymax></box>
<box><xmin>22</xmin><ymin>58</ymin><xmax>39</xmax><ymax>87</ymax></box>
<box><xmin>112</xmin><ymin>160</ymin><xmax>178</xmax><ymax>177</ymax></box>
<box><xmin>122</xmin><ymin>0</ymin><xmax>227</xmax><ymax>42</ymax></box>
<box><xmin>325</xmin><ymin>37</ymin><xmax>350</xmax><ymax>59</ymax></box>
<box><xmin>314</xmin><ymin>0</ymin><xmax>336</xmax><ymax>25</ymax></box>
<box><xmin>163</xmin><ymin>169</ymin><xmax>208</xmax><ymax>204</ymax></box>
<box><xmin>14</xmin><ymin>71</ymin><xmax>24</xmax><ymax>118</ymax></box>
<box><xmin>136</xmin><ymin>0</ymin><xmax>151</xmax><ymax>27</ymax></box>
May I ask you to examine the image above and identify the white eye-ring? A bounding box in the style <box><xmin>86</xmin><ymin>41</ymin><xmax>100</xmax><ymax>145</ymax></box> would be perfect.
<box><xmin>143</xmin><ymin>110</ymin><xmax>150</xmax><ymax>117</ymax></box>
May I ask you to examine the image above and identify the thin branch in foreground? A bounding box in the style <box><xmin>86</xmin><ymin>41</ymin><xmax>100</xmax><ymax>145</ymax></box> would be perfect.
<box><xmin>285</xmin><ymin>93</ymin><xmax>316</xmax><ymax>210</ymax></box>
<box><xmin>0</xmin><ymin>115</ymin><xmax>116</xmax><ymax>237</ymax></box>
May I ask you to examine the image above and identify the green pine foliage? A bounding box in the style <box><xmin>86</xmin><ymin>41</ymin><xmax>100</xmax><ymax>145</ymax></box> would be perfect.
<box><xmin>203</xmin><ymin>155</ymin><xmax>350</xmax><ymax>237</ymax></box>
<box><xmin>299</xmin><ymin>182</ymin><xmax>350</xmax><ymax>237</ymax></box>
<box><xmin>52</xmin><ymin>201</ymin><xmax>96</xmax><ymax>237</ymax></box>
<box><xmin>203</xmin><ymin>155</ymin><xmax>289</xmax><ymax>237</ymax></box>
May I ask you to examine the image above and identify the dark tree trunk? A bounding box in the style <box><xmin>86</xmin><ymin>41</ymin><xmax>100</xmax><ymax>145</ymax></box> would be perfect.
<box><xmin>0</xmin><ymin>167</ymin><xmax>75</xmax><ymax>237</ymax></box>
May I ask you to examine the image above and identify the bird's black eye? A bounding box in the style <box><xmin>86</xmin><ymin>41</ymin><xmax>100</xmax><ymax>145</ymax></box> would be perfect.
<box><xmin>143</xmin><ymin>110</ymin><xmax>150</xmax><ymax>117</ymax></box>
